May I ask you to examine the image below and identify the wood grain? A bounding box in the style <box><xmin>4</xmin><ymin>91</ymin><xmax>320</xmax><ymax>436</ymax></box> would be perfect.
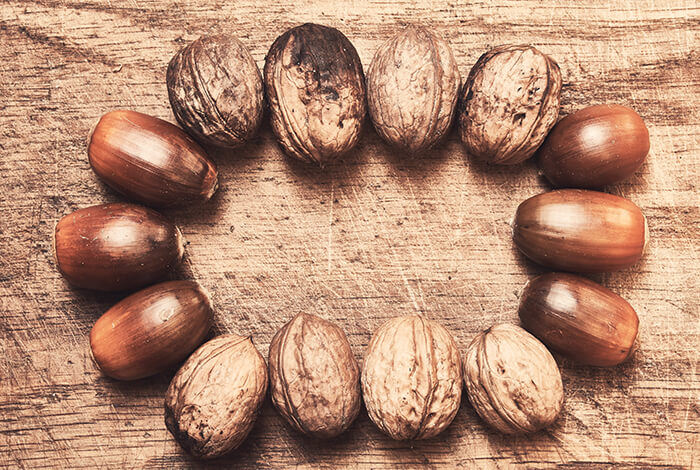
<box><xmin>0</xmin><ymin>0</ymin><xmax>698</xmax><ymax>468</ymax></box>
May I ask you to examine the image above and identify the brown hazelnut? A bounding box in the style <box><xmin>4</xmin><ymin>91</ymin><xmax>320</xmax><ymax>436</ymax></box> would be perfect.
<box><xmin>362</xmin><ymin>315</ymin><xmax>462</xmax><ymax>440</ymax></box>
<box><xmin>367</xmin><ymin>25</ymin><xmax>460</xmax><ymax>153</ymax></box>
<box><xmin>519</xmin><ymin>273</ymin><xmax>640</xmax><ymax>366</ymax></box>
<box><xmin>459</xmin><ymin>45</ymin><xmax>562</xmax><ymax>164</ymax></box>
<box><xmin>54</xmin><ymin>203</ymin><xmax>184</xmax><ymax>291</ymax></box>
<box><xmin>264</xmin><ymin>23</ymin><xmax>366</xmax><ymax>165</ymax></box>
<box><xmin>463</xmin><ymin>324</ymin><xmax>564</xmax><ymax>434</ymax></box>
<box><xmin>268</xmin><ymin>313</ymin><xmax>361</xmax><ymax>439</ymax></box>
<box><xmin>167</xmin><ymin>34</ymin><xmax>264</xmax><ymax>148</ymax></box>
<box><xmin>165</xmin><ymin>334</ymin><xmax>268</xmax><ymax>459</ymax></box>
<box><xmin>512</xmin><ymin>189</ymin><xmax>648</xmax><ymax>272</ymax></box>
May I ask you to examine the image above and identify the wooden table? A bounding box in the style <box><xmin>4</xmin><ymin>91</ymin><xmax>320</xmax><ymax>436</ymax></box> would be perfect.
<box><xmin>1</xmin><ymin>1</ymin><xmax>698</xmax><ymax>468</ymax></box>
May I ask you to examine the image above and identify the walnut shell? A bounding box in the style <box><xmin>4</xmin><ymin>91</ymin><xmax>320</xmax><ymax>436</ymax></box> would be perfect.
<box><xmin>362</xmin><ymin>315</ymin><xmax>462</xmax><ymax>440</ymax></box>
<box><xmin>458</xmin><ymin>45</ymin><xmax>562</xmax><ymax>164</ymax></box>
<box><xmin>264</xmin><ymin>23</ymin><xmax>367</xmax><ymax>165</ymax></box>
<box><xmin>164</xmin><ymin>334</ymin><xmax>268</xmax><ymax>459</ymax></box>
<box><xmin>268</xmin><ymin>313</ymin><xmax>361</xmax><ymax>439</ymax></box>
<box><xmin>463</xmin><ymin>324</ymin><xmax>563</xmax><ymax>434</ymax></box>
<box><xmin>367</xmin><ymin>25</ymin><xmax>460</xmax><ymax>154</ymax></box>
<box><xmin>167</xmin><ymin>34</ymin><xmax>264</xmax><ymax>148</ymax></box>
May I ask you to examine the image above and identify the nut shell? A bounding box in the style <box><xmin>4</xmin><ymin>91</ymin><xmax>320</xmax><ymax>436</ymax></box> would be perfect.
<box><xmin>367</xmin><ymin>25</ymin><xmax>460</xmax><ymax>153</ymax></box>
<box><xmin>464</xmin><ymin>323</ymin><xmax>564</xmax><ymax>434</ymax></box>
<box><xmin>90</xmin><ymin>280</ymin><xmax>212</xmax><ymax>380</ymax></box>
<box><xmin>264</xmin><ymin>23</ymin><xmax>366</xmax><ymax>165</ymax></box>
<box><xmin>459</xmin><ymin>44</ymin><xmax>562</xmax><ymax>164</ymax></box>
<box><xmin>165</xmin><ymin>334</ymin><xmax>268</xmax><ymax>459</ymax></box>
<box><xmin>54</xmin><ymin>203</ymin><xmax>184</xmax><ymax>291</ymax></box>
<box><xmin>167</xmin><ymin>34</ymin><xmax>264</xmax><ymax>148</ymax></box>
<box><xmin>268</xmin><ymin>313</ymin><xmax>361</xmax><ymax>439</ymax></box>
<box><xmin>512</xmin><ymin>189</ymin><xmax>648</xmax><ymax>272</ymax></box>
<box><xmin>88</xmin><ymin>110</ymin><xmax>218</xmax><ymax>207</ymax></box>
<box><xmin>362</xmin><ymin>315</ymin><xmax>462</xmax><ymax>440</ymax></box>
<box><xmin>538</xmin><ymin>104</ymin><xmax>650</xmax><ymax>188</ymax></box>
<box><xmin>519</xmin><ymin>273</ymin><xmax>640</xmax><ymax>366</ymax></box>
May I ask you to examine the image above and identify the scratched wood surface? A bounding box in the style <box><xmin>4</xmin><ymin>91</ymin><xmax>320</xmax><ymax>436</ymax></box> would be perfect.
<box><xmin>1</xmin><ymin>1</ymin><xmax>698</xmax><ymax>468</ymax></box>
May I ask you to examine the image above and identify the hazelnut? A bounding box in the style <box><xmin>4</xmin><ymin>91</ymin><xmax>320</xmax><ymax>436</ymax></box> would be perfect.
<box><xmin>519</xmin><ymin>273</ymin><xmax>640</xmax><ymax>366</ymax></box>
<box><xmin>167</xmin><ymin>34</ymin><xmax>264</xmax><ymax>148</ymax></box>
<box><xmin>362</xmin><ymin>315</ymin><xmax>462</xmax><ymax>440</ymax></box>
<box><xmin>268</xmin><ymin>313</ymin><xmax>361</xmax><ymax>438</ymax></box>
<box><xmin>464</xmin><ymin>324</ymin><xmax>564</xmax><ymax>434</ymax></box>
<box><xmin>367</xmin><ymin>25</ymin><xmax>460</xmax><ymax>153</ymax></box>
<box><xmin>54</xmin><ymin>203</ymin><xmax>184</xmax><ymax>291</ymax></box>
<box><xmin>459</xmin><ymin>45</ymin><xmax>562</xmax><ymax>164</ymax></box>
<box><xmin>512</xmin><ymin>189</ymin><xmax>648</xmax><ymax>272</ymax></box>
<box><xmin>165</xmin><ymin>334</ymin><xmax>268</xmax><ymax>459</ymax></box>
<box><xmin>264</xmin><ymin>23</ymin><xmax>366</xmax><ymax>165</ymax></box>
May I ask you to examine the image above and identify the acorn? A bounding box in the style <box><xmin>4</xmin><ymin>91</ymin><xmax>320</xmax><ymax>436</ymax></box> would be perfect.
<box><xmin>54</xmin><ymin>203</ymin><xmax>184</xmax><ymax>291</ymax></box>
<box><xmin>512</xmin><ymin>189</ymin><xmax>648</xmax><ymax>272</ymax></box>
<box><xmin>538</xmin><ymin>104</ymin><xmax>649</xmax><ymax>188</ymax></box>
<box><xmin>87</xmin><ymin>110</ymin><xmax>218</xmax><ymax>207</ymax></box>
<box><xmin>90</xmin><ymin>280</ymin><xmax>213</xmax><ymax>380</ymax></box>
<box><xmin>518</xmin><ymin>273</ymin><xmax>639</xmax><ymax>366</ymax></box>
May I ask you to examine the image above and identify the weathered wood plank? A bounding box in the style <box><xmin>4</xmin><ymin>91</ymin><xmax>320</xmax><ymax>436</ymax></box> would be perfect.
<box><xmin>0</xmin><ymin>0</ymin><xmax>698</xmax><ymax>468</ymax></box>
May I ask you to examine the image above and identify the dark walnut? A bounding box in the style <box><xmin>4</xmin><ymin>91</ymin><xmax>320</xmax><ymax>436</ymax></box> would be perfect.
<box><xmin>268</xmin><ymin>313</ymin><xmax>361</xmax><ymax>439</ymax></box>
<box><xmin>459</xmin><ymin>45</ymin><xmax>562</xmax><ymax>164</ymax></box>
<box><xmin>367</xmin><ymin>25</ymin><xmax>460</xmax><ymax>153</ymax></box>
<box><xmin>264</xmin><ymin>23</ymin><xmax>366</xmax><ymax>165</ymax></box>
<box><xmin>362</xmin><ymin>315</ymin><xmax>462</xmax><ymax>440</ymax></box>
<box><xmin>463</xmin><ymin>324</ymin><xmax>563</xmax><ymax>434</ymax></box>
<box><xmin>165</xmin><ymin>335</ymin><xmax>268</xmax><ymax>459</ymax></box>
<box><xmin>167</xmin><ymin>34</ymin><xmax>264</xmax><ymax>148</ymax></box>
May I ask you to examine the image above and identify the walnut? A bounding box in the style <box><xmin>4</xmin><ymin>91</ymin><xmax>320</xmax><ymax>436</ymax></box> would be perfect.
<box><xmin>458</xmin><ymin>45</ymin><xmax>562</xmax><ymax>164</ymax></box>
<box><xmin>268</xmin><ymin>313</ymin><xmax>361</xmax><ymax>439</ymax></box>
<box><xmin>167</xmin><ymin>34</ymin><xmax>264</xmax><ymax>148</ymax></box>
<box><xmin>361</xmin><ymin>315</ymin><xmax>462</xmax><ymax>440</ymax></box>
<box><xmin>164</xmin><ymin>334</ymin><xmax>268</xmax><ymax>459</ymax></box>
<box><xmin>367</xmin><ymin>25</ymin><xmax>460</xmax><ymax>154</ymax></box>
<box><xmin>463</xmin><ymin>324</ymin><xmax>563</xmax><ymax>434</ymax></box>
<box><xmin>264</xmin><ymin>23</ymin><xmax>367</xmax><ymax>165</ymax></box>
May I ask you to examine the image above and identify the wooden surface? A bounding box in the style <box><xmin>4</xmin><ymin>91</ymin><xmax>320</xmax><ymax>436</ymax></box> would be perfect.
<box><xmin>1</xmin><ymin>1</ymin><xmax>698</xmax><ymax>468</ymax></box>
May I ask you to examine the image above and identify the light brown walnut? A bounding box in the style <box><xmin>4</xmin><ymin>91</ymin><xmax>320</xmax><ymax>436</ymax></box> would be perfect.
<box><xmin>268</xmin><ymin>313</ymin><xmax>361</xmax><ymax>439</ymax></box>
<box><xmin>463</xmin><ymin>324</ymin><xmax>563</xmax><ymax>434</ymax></box>
<box><xmin>362</xmin><ymin>315</ymin><xmax>462</xmax><ymax>440</ymax></box>
<box><xmin>164</xmin><ymin>334</ymin><xmax>268</xmax><ymax>459</ymax></box>
<box><xmin>459</xmin><ymin>44</ymin><xmax>562</xmax><ymax>164</ymax></box>
<box><xmin>367</xmin><ymin>25</ymin><xmax>460</xmax><ymax>154</ymax></box>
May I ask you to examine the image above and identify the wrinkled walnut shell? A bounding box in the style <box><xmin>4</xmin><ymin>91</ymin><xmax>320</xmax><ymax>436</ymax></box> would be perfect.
<box><xmin>264</xmin><ymin>23</ymin><xmax>367</xmax><ymax>165</ymax></box>
<box><xmin>167</xmin><ymin>34</ymin><xmax>264</xmax><ymax>148</ymax></box>
<box><xmin>459</xmin><ymin>44</ymin><xmax>562</xmax><ymax>164</ymax></box>
<box><xmin>362</xmin><ymin>315</ymin><xmax>462</xmax><ymax>440</ymax></box>
<box><xmin>165</xmin><ymin>334</ymin><xmax>268</xmax><ymax>459</ymax></box>
<box><xmin>367</xmin><ymin>25</ymin><xmax>460</xmax><ymax>154</ymax></box>
<box><xmin>269</xmin><ymin>313</ymin><xmax>361</xmax><ymax>439</ymax></box>
<box><xmin>463</xmin><ymin>324</ymin><xmax>563</xmax><ymax>434</ymax></box>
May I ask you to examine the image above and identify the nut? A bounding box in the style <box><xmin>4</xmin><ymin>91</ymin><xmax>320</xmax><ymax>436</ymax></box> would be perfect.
<box><xmin>538</xmin><ymin>104</ymin><xmax>650</xmax><ymax>188</ymax></box>
<box><xmin>264</xmin><ymin>23</ymin><xmax>366</xmax><ymax>165</ymax></box>
<box><xmin>459</xmin><ymin>44</ymin><xmax>562</xmax><ymax>164</ymax></box>
<box><xmin>268</xmin><ymin>313</ymin><xmax>361</xmax><ymax>438</ymax></box>
<box><xmin>165</xmin><ymin>334</ymin><xmax>268</xmax><ymax>459</ymax></box>
<box><xmin>90</xmin><ymin>281</ymin><xmax>212</xmax><ymax>380</ymax></box>
<box><xmin>54</xmin><ymin>203</ymin><xmax>184</xmax><ymax>291</ymax></box>
<box><xmin>519</xmin><ymin>273</ymin><xmax>640</xmax><ymax>366</ymax></box>
<box><xmin>367</xmin><ymin>25</ymin><xmax>460</xmax><ymax>153</ymax></box>
<box><xmin>362</xmin><ymin>315</ymin><xmax>462</xmax><ymax>440</ymax></box>
<box><xmin>512</xmin><ymin>189</ymin><xmax>648</xmax><ymax>272</ymax></box>
<box><xmin>464</xmin><ymin>323</ymin><xmax>563</xmax><ymax>434</ymax></box>
<box><xmin>88</xmin><ymin>110</ymin><xmax>218</xmax><ymax>208</ymax></box>
<box><xmin>167</xmin><ymin>34</ymin><xmax>264</xmax><ymax>148</ymax></box>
